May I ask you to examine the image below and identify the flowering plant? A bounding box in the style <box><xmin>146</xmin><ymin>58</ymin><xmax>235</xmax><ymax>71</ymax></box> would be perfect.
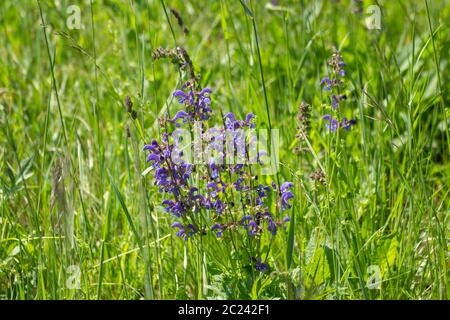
<box><xmin>321</xmin><ymin>48</ymin><xmax>356</xmax><ymax>131</ymax></box>
<box><xmin>143</xmin><ymin>52</ymin><xmax>293</xmax><ymax>271</ymax></box>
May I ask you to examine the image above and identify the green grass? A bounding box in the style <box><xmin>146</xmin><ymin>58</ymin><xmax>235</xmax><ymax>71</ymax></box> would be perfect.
<box><xmin>0</xmin><ymin>0</ymin><xmax>449</xmax><ymax>299</ymax></box>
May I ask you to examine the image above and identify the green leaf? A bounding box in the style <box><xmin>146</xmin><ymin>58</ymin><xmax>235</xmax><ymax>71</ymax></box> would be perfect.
<box><xmin>286</xmin><ymin>205</ymin><xmax>295</xmax><ymax>268</ymax></box>
<box><xmin>109</xmin><ymin>172</ymin><xmax>142</xmax><ymax>248</ymax></box>
<box><xmin>239</xmin><ymin>0</ymin><xmax>254</xmax><ymax>18</ymax></box>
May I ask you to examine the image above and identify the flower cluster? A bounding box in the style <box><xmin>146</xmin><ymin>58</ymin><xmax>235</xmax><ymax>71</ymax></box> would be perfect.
<box><xmin>144</xmin><ymin>83</ymin><xmax>294</xmax><ymax>271</ymax></box>
<box><xmin>171</xmin><ymin>86</ymin><xmax>213</xmax><ymax>123</ymax></box>
<box><xmin>320</xmin><ymin>47</ymin><xmax>356</xmax><ymax>131</ymax></box>
<box><xmin>322</xmin><ymin>114</ymin><xmax>356</xmax><ymax>132</ymax></box>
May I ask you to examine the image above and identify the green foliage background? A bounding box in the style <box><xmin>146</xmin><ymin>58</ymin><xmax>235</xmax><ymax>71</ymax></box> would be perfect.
<box><xmin>0</xmin><ymin>0</ymin><xmax>449</xmax><ymax>299</ymax></box>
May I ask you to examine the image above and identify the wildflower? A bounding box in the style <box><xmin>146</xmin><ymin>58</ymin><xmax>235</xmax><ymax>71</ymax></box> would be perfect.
<box><xmin>224</xmin><ymin>112</ymin><xmax>255</xmax><ymax>130</ymax></box>
<box><xmin>241</xmin><ymin>215</ymin><xmax>259</xmax><ymax>236</ymax></box>
<box><xmin>280</xmin><ymin>182</ymin><xmax>294</xmax><ymax>210</ymax></box>
<box><xmin>255</xmin><ymin>184</ymin><xmax>270</xmax><ymax>205</ymax></box>
<box><xmin>163</xmin><ymin>200</ymin><xmax>186</xmax><ymax>217</ymax></box>
<box><xmin>212</xmin><ymin>199</ymin><xmax>226</xmax><ymax>215</ymax></box>
<box><xmin>211</xmin><ymin>223</ymin><xmax>224</xmax><ymax>237</ymax></box>
<box><xmin>320</xmin><ymin>48</ymin><xmax>356</xmax><ymax>131</ymax></box>
<box><xmin>248</xmin><ymin>220</ymin><xmax>259</xmax><ymax>236</ymax></box>
<box><xmin>255</xmin><ymin>257</ymin><xmax>269</xmax><ymax>272</ymax></box>
<box><xmin>144</xmin><ymin>79</ymin><xmax>294</xmax><ymax>267</ymax></box>
<box><xmin>186</xmin><ymin>224</ymin><xmax>198</xmax><ymax>237</ymax></box>
<box><xmin>328</xmin><ymin>48</ymin><xmax>346</xmax><ymax>78</ymax></box>
<box><xmin>171</xmin><ymin>110</ymin><xmax>189</xmax><ymax>124</ymax></box>
<box><xmin>171</xmin><ymin>87</ymin><xmax>212</xmax><ymax>123</ymax></box>
<box><xmin>321</xmin><ymin>76</ymin><xmax>333</xmax><ymax>91</ymax></box>
<box><xmin>233</xmin><ymin>177</ymin><xmax>245</xmax><ymax>191</ymax></box>
<box><xmin>322</xmin><ymin>114</ymin><xmax>356</xmax><ymax>132</ymax></box>
<box><xmin>282</xmin><ymin>216</ymin><xmax>291</xmax><ymax>224</ymax></box>
<box><xmin>171</xmin><ymin>222</ymin><xmax>187</xmax><ymax>240</ymax></box>
<box><xmin>322</xmin><ymin>114</ymin><xmax>339</xmax><ymax>131</ymax></box>
<box><xmin>320</xmin><ymin>47</ymin><xmax>346</xmax><ymax>96</ymax></box>
<box><xmin>267</xmin><ymin>216</ymin><xmax>278</xmax><ymax>235</ymax></box>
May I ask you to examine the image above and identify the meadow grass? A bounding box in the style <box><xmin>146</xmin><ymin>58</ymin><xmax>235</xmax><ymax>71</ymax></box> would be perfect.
<box><xmin>0</xmin><ymin>0</ymin><xmax>449</xmax><ymax>299</ymax></box>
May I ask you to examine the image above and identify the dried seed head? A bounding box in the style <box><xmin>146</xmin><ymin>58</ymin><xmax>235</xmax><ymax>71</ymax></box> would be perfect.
<box><xmin>294</xmin><ymin>101</ymin><xmax>311</xmax><ymax>153</ymax></box>
<box><xmin>170</xmin><ymin>8</ymin><xmax>189</xmax><ymax>35</ymax></box>
<box><xmin>124</xmin><ymin>95</ymin><xmax>133</xmax><ymax>113</ymax></box>
<box><xmin>176</xmin><ymin>46</ymin><xmax>195</xmax><ymax>80</ymax></box>
<box><xmin>310</xmin><ymin>169</ymin><xmax>326</xmax><ymax>185</ymax></box>
<box><xmin>152</xmin><ymin>46</ymin><xmax>197</xmax><ymax>84</ymax></box>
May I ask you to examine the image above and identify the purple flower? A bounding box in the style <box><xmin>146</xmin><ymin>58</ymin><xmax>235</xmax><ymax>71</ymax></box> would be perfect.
<box><xmin>163</xmin><ymin>200</ymin><xmax>186</xmax><ymax>217</ymax></box>
<box><xmin>207</xmin><ymin>159</ymin><xmax>222</xmax><ymax>180</ymax></box>
<box><xmin>280</xmin><ymin>182</ymin><xmax>294</xmax><ymax>210</ymax></box>
<box><xmin>271</xmin><ymin>181</ymin><xmax>277</xmax><ymax>191</ymax></box>
<box><xmin>282</xmin><ymin>216</ymin><xmax>290</xmax><ymax>229</ymax></box>
<box><xmin>170</xmin><ymin>221</ymin><xmax>198</xmax><ymax>239</ymax></box>
<box><xmin>173</xmin><ymin>87</ymin><xmax>212</xmax><ymax>122</ymax></box>
<box><xmin>331</xmin><ymin>94</ymin><xmax>347</xmax><ymax>110</ymax></box>
<box><xmin>255</xmin><ymin>257</ymin><xmax>269</xmax><ymax>272</ymax></box>
<box><xmin>255</xmin><ymin>184</ymin><xmax>270</xmax><ymax>205</ymax></box>
<box><xmin>245</xmin><ymin>113</ymin><xmax>256</xmax><ymax>128</ymax></box>
<box><xmin>342</xmin><ymin>117</ymin><xmax>357</xmax><ymax>131</ymax></box>
<box><xmin>212</xmin><ymin>199</ymin><xmax>226</xmax><ymax>214</ymax></box>
<box><xmin>322</xmin><ymin>114</ymin><xmax>339</xmax><ymax>131</ymax></box>
<box><xmin>248</xmin><ymin>220</ymin><xmax>258</xmax><ymax>236</ymax></box>
<box><xmin>267</xmin><ymin>217</ymin><xmax>277</xmax><ymax>235</ymax></box>
<box><xmin>176</xmin><ymin>229</ymin><xmax>186</xmax><ymax>239</ymax></box>
<box><xmin>320</xmin><ymin>49</ymin><xmax>356</xmax><ymax>132</ymax></box>
<box><xmin>233</xmin><ymin>177</ymin><xmax>245</xmax><ymax>191</ymax></box>
<box><xmin>332</xmin><ymin>94</ymin><xmax>339</xmax><ymax>109</ymax></box>
<box><xmin>224</xmin><ymin>112</ymin><xmax>255</xmax><ymax>130</ymax></box>
<box><xmin>322</xmin><ymin>114</ymin><xmax>356</xmax><ymax>132</ymax></box>
<box><xmin>211</xmin><ymin>223</ymin><xmax>224</xmax><ymax>237</ymax></box>
<box><xmin>171</xmin><ymin>222</ymin><xmax>183</xmax><ymax>229</ymax></box>
<box><xmin>173</xmin><ymin>89</ymin><xmax>194</xmax><ymax>105</ymax></box>
<box><xmin>143</xmin><ymin>80</ymin><xmax>297</xmax><ymax>254</ymax></box>
<box><xmin>143</xmin><ymin>139</ymin><xmax>193</xmax><ymax>198</ymax></box>
<box><xmin>144</xmin><ymin>140</ymin><xmax>165</xmax><ymax>166</ymax></box>
<box><xmin>199</xmin><ymin>87</ymin><xmax>212</xmax><ymax>95</ymax></box>
<box><xmin>241</xmin><ymin>215</ymin><xmax>259</xmax><ymax>236</ymax></box>
<box><xmin>207</xmin><ymin>182</ymin><xmax>219</xmax><ymax>197</ymax></box>
<box><xmin>321</xmin><ymin>76</ymin><xmax>332</xmax><ymax>91</ymax></box>
<box><xmin>171</xmin><ymin>222</ymin><xmax>187</xmax><ymax>240</ymax></box>
<box><xmin>187</xmin><ymin>224</ymin><xmax>198</xmax><ymax>237</ymax></box>
<box><xmin>171</xmin><ymin>110</ymin><xmax>189</xmax><ymax>124</ymax></box>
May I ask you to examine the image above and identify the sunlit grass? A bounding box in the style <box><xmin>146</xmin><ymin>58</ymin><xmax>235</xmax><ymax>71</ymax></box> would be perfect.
<box><xmin>0</xmin><ymin>0</ymin><xmax>448</xmax><ymax>300</ymax></box>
